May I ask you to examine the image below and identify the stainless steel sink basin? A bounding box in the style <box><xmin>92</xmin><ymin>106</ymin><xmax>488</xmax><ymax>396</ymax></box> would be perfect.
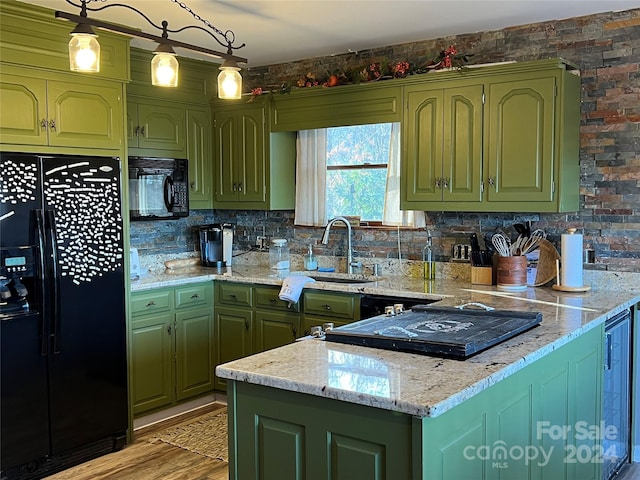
<box><xmin>309</xmin><ymin>275</ymin><xmax>376</xmax><ymax>284</ymax></box>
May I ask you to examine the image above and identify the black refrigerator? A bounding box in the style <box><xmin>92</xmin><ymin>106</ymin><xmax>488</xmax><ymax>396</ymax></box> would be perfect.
<box><xmin>0</xmin><ymin>153</ymin><xmax>128</xmax><ymax>480</ymax></box>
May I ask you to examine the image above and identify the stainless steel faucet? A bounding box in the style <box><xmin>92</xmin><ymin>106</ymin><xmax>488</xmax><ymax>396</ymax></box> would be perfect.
<box><xmin>321</xmin><ymin>216</ymin><xmax>361</xmax><ymax>274</ymax></box>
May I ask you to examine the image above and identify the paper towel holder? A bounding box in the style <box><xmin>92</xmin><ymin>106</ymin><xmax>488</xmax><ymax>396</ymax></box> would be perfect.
<box><xmin>552</xmin><ymin>230</ymin><xmax>591</xmax><ymax>292</ymax></box>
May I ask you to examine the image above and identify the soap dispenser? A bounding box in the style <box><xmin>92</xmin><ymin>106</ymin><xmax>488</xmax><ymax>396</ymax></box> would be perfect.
<box><xmin>423</xmin><ymin>232</ymin><xmax>435</xmax><ymax>280</ymax></box>
<box><xmin>304</xmin><ymin>244</ymin><xmax>318</xmax><ymax>271</ymax></box>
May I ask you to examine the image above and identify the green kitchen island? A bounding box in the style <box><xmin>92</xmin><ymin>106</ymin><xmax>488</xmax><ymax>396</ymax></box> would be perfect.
<box><xmin>216</xmin><ymin>287</ymin><xmax>638</xmax><ymax>480</ymax></box>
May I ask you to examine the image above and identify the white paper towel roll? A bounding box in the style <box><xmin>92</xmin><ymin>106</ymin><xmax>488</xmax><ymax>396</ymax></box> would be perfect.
<box><xmin>223</xmin><ymin>228</ymin><xmax>233</xmax><ymax>266</ymax></box>
<box><xmin>561</xmin><ymin>229</ymin><xmax>583</xmax><ymax>287</ymax></box>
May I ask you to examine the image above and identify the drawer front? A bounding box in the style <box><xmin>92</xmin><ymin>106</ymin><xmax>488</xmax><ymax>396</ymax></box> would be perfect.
<box><xmin>255</xmin><ymin>286</ymin><xmax>300</xmax><ymax>313</ymax></box>
<box><xmin>175</xmin><ymin>283</ymin><xmax>212</xmax><ymax>309</ymax></box>
<box><xmin>303</xmin><ymin>292</ymin><xmax>357</xmax><ymax>320</ymax></box>
<box><xmin>131</xmin><ymin>290</ymin><xmax>172</xmax><ymax>316</ymax></box>
<box><xmin>217</xmin><ymin>282</ymin><xmax>253</xmax><ymax>307</ymax></box>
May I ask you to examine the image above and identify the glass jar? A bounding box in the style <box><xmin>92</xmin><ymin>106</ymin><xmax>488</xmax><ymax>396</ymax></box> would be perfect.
<box><xmin>269</xmin><ymin>239</ymin><xmax>290</xmax><ymax>270</ymax></box>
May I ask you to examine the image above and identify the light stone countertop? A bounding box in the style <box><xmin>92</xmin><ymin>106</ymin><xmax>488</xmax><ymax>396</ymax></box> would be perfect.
<box><xmin>130</xmin><ymin>258</ymin><xmax>640</xmax><ymax>418</ymax></box>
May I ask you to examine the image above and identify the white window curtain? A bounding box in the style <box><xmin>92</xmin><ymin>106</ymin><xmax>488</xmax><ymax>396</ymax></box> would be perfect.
<box><xmin>294</xmin><ymin>129</ymin><xmax>327</xmax><ymax>226</ymax></box>
<box><xmin>382</xmin><ymin>122</ymin><xmax>426</xmax><ymax>228</ymax></box>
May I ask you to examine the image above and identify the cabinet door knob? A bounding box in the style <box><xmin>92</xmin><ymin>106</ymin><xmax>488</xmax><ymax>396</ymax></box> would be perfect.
<box><xmin>232</xmin><ymin>183</ymin><xmax>238</xmax><ymax>192</ymax></box>
<box><xmin>134</xmin><ymin>126</ymin><xmax>139</xmax><ymax>136</ymax></box>
<box><xmin>49</xmin><ymin>119</ymin><xmax>56</xmax><ymax>131</ymax></box>
<box><xmin>442</xmin><ymin>177</ymin><xmax>449</xmax><ymax>189</ymax></box>
<box><xmin>190</xmin><ymin>181</ymin><xmax>196</xmax><ymax>190</ymax></box>
<box><xmin>140</xmin><ymin>126</ymin><xmax>145</xmax><ymax>136</ymax></box>
<box><xmin>237</xmin><ymin>183</ymin><xmax>243</xmax><ymax>192</ymax></box>
<box><xmin>167</xmin><ymin>325</ymin><xmax>172</xmax><ymax>335</ymax></box>
<box><xmin>40</xmin><ymin>118</ymin><xmax>48</xmax><ymax>130</ymax></box>
<box><xmin>245</xmin><ymin>320</ymin><xmax>249</xmax><ymax>330</ymax></box>
<box><xmin>488</xmin><ymin>177</ymin><xmax>496</xmax><ymax>188</ymax></box>
<box><xmin>435</xmin><ymin>178</ymin><xmax>441</xmax><ymax>189</ymax></box>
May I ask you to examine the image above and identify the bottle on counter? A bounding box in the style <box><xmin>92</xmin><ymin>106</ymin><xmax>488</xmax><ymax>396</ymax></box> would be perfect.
<box><xmin>269</xmin><ymin>238</ymin><xmax>290</xmax><ymax>270</ymax></box>
<box><xmin>304</xmin><ymin>244</ymin><xmax>318</xmax><ymax>270</ymax></box>
<box><xmin>423</xmin><ymin>232</ymin><xmax>436</xmax><ymax>280</ymax></box>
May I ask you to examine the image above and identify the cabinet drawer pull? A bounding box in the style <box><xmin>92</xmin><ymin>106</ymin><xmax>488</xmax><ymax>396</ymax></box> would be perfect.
<box><xmin>229</xmin><ymin>294</ymin><xmax>237</xmax><ymax>300</ymax></box>
<box><xmin>323</xmin><ymin>304</ymin><xmax>332</xmax><ymax>311</ymax></box>
<box><xmin>269</xmin><ymin>299</ymin><xmax>277</xmax><ymax>305</ymax></box>
<box><xmin>190</xmin><ymin>293</ymin><xmax>200</xmax><ymax>299</ymax></box>
<box><xmin>146</xmin><ymin>300</ymin><xmax>156</xmax><ymax>307</ymax></box>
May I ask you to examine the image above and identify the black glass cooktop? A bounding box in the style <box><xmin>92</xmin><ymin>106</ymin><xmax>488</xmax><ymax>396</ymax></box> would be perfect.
<box><xmin>324</xmin><ymin>305</ymin><xmax>542</xmax><ymax>359</ymax></box>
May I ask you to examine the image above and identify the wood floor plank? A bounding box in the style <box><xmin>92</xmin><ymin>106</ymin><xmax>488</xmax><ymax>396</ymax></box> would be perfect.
<box><xmin>44</xmin><ymin>404</ymin><xmax>229</xmax><ymax>480</ymax></box>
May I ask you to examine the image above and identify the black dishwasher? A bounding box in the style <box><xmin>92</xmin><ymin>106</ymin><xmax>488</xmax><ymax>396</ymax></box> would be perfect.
<box><xmin>360</xmin><ymin>294</ymin><xmax>435</xmax><ymax>319</ymax></box>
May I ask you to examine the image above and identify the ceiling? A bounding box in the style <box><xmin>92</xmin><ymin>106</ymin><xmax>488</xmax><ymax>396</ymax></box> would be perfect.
<box><xmin>16</xmin><ymin>0</ymin><xmax>640</xmax><ymax>68</ymax></box>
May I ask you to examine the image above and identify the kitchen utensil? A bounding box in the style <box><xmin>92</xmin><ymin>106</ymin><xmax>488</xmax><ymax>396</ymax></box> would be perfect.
<box><xmin>519</xmin><ymin>229</ymin><xmax>546</xmax><ymax>255</ymax></box>
<box><xmin>492</xmin><ymin>233</ymin><xmax>511</xmax><ymax>257</ymax></box>
<box><xmin>469</xmin><ymin>233</ymin><xmax>482</xmax><ymax>265</ymax></box>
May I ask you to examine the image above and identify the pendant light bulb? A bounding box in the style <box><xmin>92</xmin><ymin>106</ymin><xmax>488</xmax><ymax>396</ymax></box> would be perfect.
<box><xmin>151</xmin><ymin>43</ymin><xmax>179</xmax><ymax>87</ymax></box>
<box><xmin>217</xmin><ymin>59</ymin><xmax>242</xmax><ymax>99</ymax></box>
<box><xmin>68</xmin><ymin>23</ymin><xmax>100</xmax><ymax>73</ymax></box>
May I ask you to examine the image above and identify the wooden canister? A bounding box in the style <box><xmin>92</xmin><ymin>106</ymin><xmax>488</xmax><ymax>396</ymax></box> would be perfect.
<box><xmin>496</xmin><ymin>255</ymin><xmax>527</xmax><ymax>291</ymax></box>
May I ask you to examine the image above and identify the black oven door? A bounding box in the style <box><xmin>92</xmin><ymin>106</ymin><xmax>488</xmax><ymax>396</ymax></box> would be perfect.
<box><xmin>129</xmin><ymin>170</ymin><xmax>175</xmax><ymax>219</ymax></box>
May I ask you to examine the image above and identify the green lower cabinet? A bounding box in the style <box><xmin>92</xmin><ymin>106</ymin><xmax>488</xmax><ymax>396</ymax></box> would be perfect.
<box><xmin>226</xmin><ymin>323</ymin><xmax>604</xmax><ymax>480</ymax></box>
<box><xmin>228</xmin><ymin>381</ymin><xmax>415</xmax><ymax>480</ymax></box>
<box><xmin>214</xmin><ymin>306</ymin><xmax>253</xmax><ymax>391</ymax></box>
<box><xmin>130</xmin><ymin>312</ymin><xmax>174</xmax><ymax>415</ymax></box>
<box><xmin>254</xmin><ymin>310</ymin><xmax>299</xmax><ymax>352</ymax></box>
<box><xmin>130</xmin><ymin>283</ymin><xmax>214</xmax><ymax>417</ymax></box>
<box><xmin>175</xmin><ymin>307</ymin><xmax>215</xmax><ymax>401</ymax></box>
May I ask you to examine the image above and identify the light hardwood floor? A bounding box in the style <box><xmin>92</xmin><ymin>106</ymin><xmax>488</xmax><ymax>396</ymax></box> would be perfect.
<box><xmin>44</xmin><ymin>402</ymin><xmax>229</xmax><ymax>480</ymax></box>
<box><xmin>42</xmin><ymin>401</ymin><xmax>640</xmax><ymax>480</ymax></box>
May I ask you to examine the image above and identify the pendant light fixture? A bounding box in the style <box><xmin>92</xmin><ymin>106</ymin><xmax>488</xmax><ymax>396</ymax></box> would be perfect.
<box><xmin>217</xmin><ymin>59</ymin><xmax>242</xmax><ymax>100</ymax></box>
<box><xmin>55</xmin><ymin>0</ymin><xmax>247</xmax><ymax>96</ymax></box>
<box><xmin>66</xmin><ymin>2</ymin><xmax>99</xmax><ymax>72</ymax></box>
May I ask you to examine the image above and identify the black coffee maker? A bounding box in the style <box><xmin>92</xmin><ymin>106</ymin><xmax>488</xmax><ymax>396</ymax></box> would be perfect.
<box><xmin>199</xmin><ymin>224</ymin><xmax>226</xmax><ymax>268</ymax></box>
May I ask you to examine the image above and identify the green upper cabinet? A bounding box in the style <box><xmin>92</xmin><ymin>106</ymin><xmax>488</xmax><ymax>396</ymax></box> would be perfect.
<box><xmin>127</xmin><ymin>99</ymin><xmax>186</xmax><ymax>156</ymax></box>
<box><xmin>186</xmin><ymin>107</ymin><xmax>213</xmax><ymax>209</ymax></box>
<box><xmin>212</xmin><ymin>99</ymin><xmax>296</xmax><ymax>210</ymax></box>
<box><xmin>0</xmin><ymin>69</ymin><xmax>123</xmax><ymax>152</ymax></box>
<box><xmin>213</xmin><ymin>104</ymin><xmax>266</xmax><ymax>204</ymax></box>
<box><xmin>484</xmin><ymin>74</ymin><xmax>555</xmax><ymax>204</ymax></box>
<box><xmin>403</xmin><ymin>82</ymin><xmax>484</xmax><ymax>204</ymax></box>
<box><xmin>400</xmin><ymin>59</ymin><xmax>580</xmax><ymax>213</ymax></box>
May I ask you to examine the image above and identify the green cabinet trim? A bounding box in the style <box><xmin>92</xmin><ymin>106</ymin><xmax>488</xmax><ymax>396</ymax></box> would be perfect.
<box><xmin>270</xmin><ymin>84</ymin><xmax>403</xmax><ymax>132</ymax></box>
<box><xmin>127</xmin><ymin>100</ymin><xmax>186</xmax><ymax>156</ymax></box>
<box><xmin>130</xmin><ymin>283</ymin><xmax>214</xmax><ymax>416</ymax></box>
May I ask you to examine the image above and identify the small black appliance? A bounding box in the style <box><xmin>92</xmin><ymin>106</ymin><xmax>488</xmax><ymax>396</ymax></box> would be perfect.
<box><xmin>199</xmin><ymin>224</ymin><xmax>226</xmax><ymax>267</ymax></box>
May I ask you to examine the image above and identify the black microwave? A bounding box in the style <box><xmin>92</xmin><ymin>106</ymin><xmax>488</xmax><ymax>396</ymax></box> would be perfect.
<box><xmin>128</xmin><ymin>157</ymin><xmax>189</xmax><ymax>220</ymax></box>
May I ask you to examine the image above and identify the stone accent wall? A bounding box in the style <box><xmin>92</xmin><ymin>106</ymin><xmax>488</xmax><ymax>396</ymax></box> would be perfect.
<box><xmin>132</xmin><ymin>7</ymin><xmax>640</xmax><ymax>272</ymax></box>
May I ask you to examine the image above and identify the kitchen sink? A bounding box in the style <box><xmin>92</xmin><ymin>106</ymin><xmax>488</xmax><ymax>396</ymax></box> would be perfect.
<box><xmin>309</xmin><ymin>275</ymin><xmax>376</xmax><ymax>284</ymax></box>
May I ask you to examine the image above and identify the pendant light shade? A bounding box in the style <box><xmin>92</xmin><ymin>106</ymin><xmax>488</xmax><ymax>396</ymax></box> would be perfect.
<box><xmin>217</xmin><ymin>59</ymin><xmax>242</xmax><ymax>99</ymax></box>
<box><xmin>68</xmin><ymin>23</ymin><xmax>100</xmax><ymax>73</ymax></box>
<box><xmin>151</xmin><ymin>43</ymin><xmax>179</xmax><ymax>87</ymax></box>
